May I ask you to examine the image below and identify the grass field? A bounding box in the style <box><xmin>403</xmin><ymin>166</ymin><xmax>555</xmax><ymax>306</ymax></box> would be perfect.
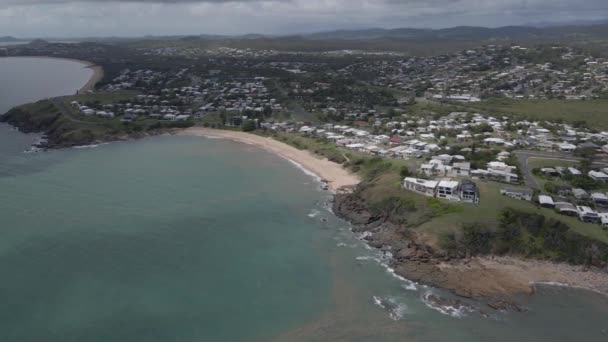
<box><xmin>66</xmin><ymin>90</ymin><xmax>140</xmax><ymax>106</ymax></box>
<box><xmin>414</xmin><ymin>180</ymin><xmax>608</xmax><ymax>246</ymax></box>
<box><xmin>465</xmin><ymin>98</ymin><xmax>608</xmax><ymax>130</ymax></box>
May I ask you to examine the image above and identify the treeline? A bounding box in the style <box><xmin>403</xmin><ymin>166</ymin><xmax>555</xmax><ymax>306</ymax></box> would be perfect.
<box><xmin>441</xmin><ymin>208</ymin><xmax>608</xmax><ymax>266</ymax></box>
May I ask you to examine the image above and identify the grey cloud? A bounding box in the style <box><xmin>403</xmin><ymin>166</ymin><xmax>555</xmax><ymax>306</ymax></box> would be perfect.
<box><xmin>1</xmin><ymin>0</ymin><xmax>607</xmax><ymax>37</ymax></box>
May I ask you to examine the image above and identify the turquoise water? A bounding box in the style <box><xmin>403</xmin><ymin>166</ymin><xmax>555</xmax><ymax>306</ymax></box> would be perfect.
<box><xmin>1</xmin><ymin>57</ymin><xmax>608</xmax><ymax>341</ymax></box>
<box><xmin>1</xmin><ymin>135</ymin><xmax>607</xmax><ymax>341</ymax></box>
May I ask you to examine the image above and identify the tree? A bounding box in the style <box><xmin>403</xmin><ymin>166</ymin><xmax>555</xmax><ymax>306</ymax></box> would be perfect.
<box><xmin>400</xmin><ymin>166</ymin><xmax>412</xmax><ymax>178</ymax></box>
<box><xmin>461</xmin><ymin>223</ymin><xmax>495</xmax><ymax>255</ymax></box>
<box><xmin>242</xmin><ymin>120</ymin><xmax>257</xmax><ymax>132</ymax></box>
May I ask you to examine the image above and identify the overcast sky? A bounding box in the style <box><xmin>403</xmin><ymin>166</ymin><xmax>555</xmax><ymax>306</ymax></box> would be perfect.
<box><xmin>1</xmin><ymin>0</ymin><xmax>607</xmax><ymax>38</ymax></box>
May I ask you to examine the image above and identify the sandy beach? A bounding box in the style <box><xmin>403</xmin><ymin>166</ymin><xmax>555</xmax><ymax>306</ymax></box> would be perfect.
<box><xmin>77</xmin><ymin>61</ymin><xmax>103</xmax><ymax>92</ymax></box>
<box><xmin>181</xmin><ymin>127</ymin><xmax>360</xmax><ymax>191</ymax></box>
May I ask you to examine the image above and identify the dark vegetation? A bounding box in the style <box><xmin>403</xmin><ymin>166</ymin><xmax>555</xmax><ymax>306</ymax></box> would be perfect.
<box><xmin>441</xmin><ymin>208</ymin><xmax>608</xmax><ymax>266</ymax></box>
<box><xmin>0</xmin><ymin>100</ymin><xmax>193</xmax><ymax>147</ymax></box>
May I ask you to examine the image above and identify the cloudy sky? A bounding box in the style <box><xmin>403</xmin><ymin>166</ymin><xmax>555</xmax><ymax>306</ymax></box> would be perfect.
<box><xmin>0</xmin><ymin>0</ymin><xmax>607</xmax><ymax>38</ymax></box>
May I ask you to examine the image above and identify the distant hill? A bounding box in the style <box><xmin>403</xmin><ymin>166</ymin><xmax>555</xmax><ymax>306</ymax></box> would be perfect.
<box><xmin>50</xmin><ymin>22</ymin><xmax>608</xmax><ymax>56</ymax></box>
<box><xmin>301</xmin><ymin>24</ymin><xmax>608</xmax><ymax>42</ymax></box>
<box><xmin>0</xmin><ymin>36</ymin><xmax>20</xmax><ymax>42</ymax></box>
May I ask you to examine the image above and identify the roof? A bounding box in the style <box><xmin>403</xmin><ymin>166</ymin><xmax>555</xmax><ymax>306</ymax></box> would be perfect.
<box><xmin>538</xmin><ymin>195</ymin><xmax>554</xmax><ymax>205</ymax></box>
<box><xmin>503</xmin><ymin>188</ymin><xmax>533</xmax><ymax>195</ymax></box>
<box><xmin>460</xmin><ymin>180</ymin><xmax>478</xmax><ymax>192</ymax></box>
<box><xmin>554</xmin><ymin>202</ymin><xmax>576</xmax><ymax>211</ymax></box>
<box><xmin>404</xmin><ymin>177</ymin><xmax>438</xmax><ymax>189</ymax></box>
<box><xmin>591</xmin><ymin>193</ymin><xmax>608</xmax><ymax>200</ymax></box>
<box><xmin>438</xmin><ymin>180</ymin><xmax>459</xmax><ymax>188</ymax></box>
<box><xmin>576</xmin><ymin>206</ymin><xmax>598</xmax><ymax>216</ymax></box>
<box><xmin>589</xmin><ymin>171</ymin><xmax>608</xmax><ymax>178</ymax></box>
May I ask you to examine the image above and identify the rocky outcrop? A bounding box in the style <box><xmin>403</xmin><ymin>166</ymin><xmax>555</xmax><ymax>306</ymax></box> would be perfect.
<box><xmin>332</xmin><ymin>186</ymin><xmax>526</xmax><ymax>311</ymax></box>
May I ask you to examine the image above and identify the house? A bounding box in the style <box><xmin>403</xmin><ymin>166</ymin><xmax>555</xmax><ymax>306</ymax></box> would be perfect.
<box><xmin>484</xmin><ymin>138</ymin><xmax>505</xmax><ymax>145</ymax></box>
<box><xmin>501</xmin><ymin>188</ymin><xmax>533</xmax><ymax>201</ymax></box>
<box><xmin>567</xmin><ymin>167</ymin><xmax>582</xmax><ymax>176</ymax></box>
<box><xmin>437</xmin><ymin>180</ymin><xmax>460</xmax><ymax>200</ymax></box>
<box><xmin>557</xmin><ymin>143</ymin><xmax>577</xmax><ymax>152</ymax></box>
<box><xmin>449</xmin><ymin>162</ymin><xmax>471</xmax><ymax>177</ymax></box>
<box><xmin>572</xmin><ymin>188</ymin><xmax>589</xmax><ymax>199</ymax></box>
<box><xmin>459</xmin><ymin>180</ymin><xmax>479</xmax><ymax>203</ymax></box>
<box><xmin>403</xmin><ymin>178</ymin><xmax>438</xmax><ymax>197</ymax></box>
<box><xmin>576</xmin><ymin>206</ymin><xmax>600</xmax><ymax>224</ymax></box>
<box><xmin>538</xmin><ymin>195</ymin><xmax>555</xmax><ymax>208</ymax></box>
<box><xmin>488</xmin><ymin>169</ymin><xmax>519</xmax><ymax>183</ymax></box>
<box><xmin>591</xmin><ymin>193</ymin><xmax>608</xmax><ymax>207</ymax></box>
<box><xmin>598</xmin><ymin>213</ymin><xmax>608</xmax><ymax>228</ymax></box>
<box><xmin>555</xmin><ymin>202</ymin><xmax>578</xmax><ymax>217</ymax></box>
<box><xmin>589</xmin><ymin>171</ymin><xmax>608</xmax><ymax>182</ymax></box>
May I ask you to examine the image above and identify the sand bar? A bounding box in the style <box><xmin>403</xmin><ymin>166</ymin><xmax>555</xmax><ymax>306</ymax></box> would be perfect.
<box><xmin>182</xmin><ymin>127</ymin><xmax>360</xmax><ymax>190</ymax></box>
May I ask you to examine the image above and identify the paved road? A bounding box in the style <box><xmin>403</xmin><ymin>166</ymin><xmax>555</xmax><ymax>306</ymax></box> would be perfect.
<box><xmin>513</xmin><ymin>150</ymin><xmax>608</xmax><ymax>189</ymax></box>
<box><xmin>50</xmin><ymin>97</ymin><xmax>100</xmax><ymax>126</ymax></box>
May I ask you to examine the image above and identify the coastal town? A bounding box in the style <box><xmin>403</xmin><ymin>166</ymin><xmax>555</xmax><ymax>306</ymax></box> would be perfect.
<box><xmin>3</xmin><ymin>35</ymin><xmax>608</xmax><ymax>314</ymax></box>
<box><xmin>3</xmin><ymin>39</ymin><xmax>608</xmax><ymax>231</ymax></box>
<box><xmin>5</xmin><ymin>2</ymin><xmax>608</xmax><ymax>340</ymax></box>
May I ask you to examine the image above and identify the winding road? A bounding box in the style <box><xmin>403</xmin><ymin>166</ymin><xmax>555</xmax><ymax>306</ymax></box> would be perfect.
<box><xmin>514</xmin><ymin>150</ymin><xmax>608</xmax><ymax>189</ymax></box>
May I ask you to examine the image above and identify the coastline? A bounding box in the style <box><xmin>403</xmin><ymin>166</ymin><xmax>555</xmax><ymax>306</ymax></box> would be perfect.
<box><xmin>79</xmin><ymin>63</ymin><xmax>103</xmax><ymax>93</ymax></box>
<box><xmin>333</xmin><ymin>187</ymin><xmax>608</xmax><ymax>310</ymax></box>
<box><xmin>181</xmin><ymin>127</ymin><xmax>360</xmax><ymax>191</ymax></box>
<box><xmin>56</xmin><ymin>57</ymin><xmax>103</xmax><ymax>93</ymax></box>
<box><xmin>182</xmin><ymin>127</ymin><xmax>608</xmax><ymax>309</ymax></box>
<box><xmin>1</xmin><ymin>56</ymin><xmax>103</xmax><ymax>93</ymax></box>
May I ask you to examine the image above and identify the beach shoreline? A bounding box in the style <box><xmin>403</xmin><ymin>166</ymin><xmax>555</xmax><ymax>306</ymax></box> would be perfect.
<box><xmin>67</xmin><ymin>58</ymin><xmax>103</xmax><ymax>92</ymax></box>
<box><xmin>181</xmin><ymin>127</ymin><xmax>360</xmax><ymax>191</ymax></box>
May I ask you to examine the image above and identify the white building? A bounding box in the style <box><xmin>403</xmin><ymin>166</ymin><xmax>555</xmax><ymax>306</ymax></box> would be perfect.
<box><xmin>437</xmin><ymin>180</ymin><xmax>460</xmax><ymax>200</ymax></box>
<box><xmin>403</xmin><ymin>178</ymin><xmax>438</xmax><ymax>197</ymax></box>
<box><xmin>538</xmin><ymin>195</ymin><xmax>555</xmax><ymax>208</ymax></box>
<box><xmin>576</xmin><ymin>206</ymin><xmax>600</xmax><ymax>224</ymax></box>
<box><xmin>589</xmin><ymin>171</ymin><xmax>608</xmax><ymax>182</ymax></box>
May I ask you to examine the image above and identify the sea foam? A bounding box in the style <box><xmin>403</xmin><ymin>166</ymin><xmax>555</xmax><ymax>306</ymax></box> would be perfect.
<box><xmin>421</xmin><ymin>291</ymin><xmax>472</xmax><ymax>318</ymax></box>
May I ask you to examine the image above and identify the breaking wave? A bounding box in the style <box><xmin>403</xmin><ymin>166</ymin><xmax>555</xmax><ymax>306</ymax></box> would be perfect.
<box><xmin>372</xmin><ymin>296</ymin><xmax>409</xmax><ymax>320</ymax></box>
<box><xmin>421</xmin><ymin>291</ymin><xmax>472</xmax><ymax>318</ymax></box>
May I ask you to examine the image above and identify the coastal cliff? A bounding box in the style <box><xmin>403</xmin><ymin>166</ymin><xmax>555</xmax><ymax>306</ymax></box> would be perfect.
<box><xmin>333</xmin><ymin>180</ymin><xmax>608</xmax><ymax>310</ymax></box>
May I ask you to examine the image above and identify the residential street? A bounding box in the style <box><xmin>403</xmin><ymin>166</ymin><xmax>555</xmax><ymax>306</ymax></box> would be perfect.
<box><xmin>514</xmin><ymin>150</ymin><xmax>608</xmax><ymax>189</ymax></box>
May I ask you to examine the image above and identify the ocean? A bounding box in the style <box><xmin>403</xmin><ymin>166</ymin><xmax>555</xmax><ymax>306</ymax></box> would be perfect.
<box><xmin>1</xmin><ymin>57</ymin><xmax>607</xmax><ymax>342</ymax></box>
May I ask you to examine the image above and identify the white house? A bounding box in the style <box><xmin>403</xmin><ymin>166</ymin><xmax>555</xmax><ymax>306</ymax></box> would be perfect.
<box><xmin>576</xmin><ymin>206</ymin><xmax>600</xmax><ymax>224</ymax></box>
<box><xmin>538</xmin><ymin>195</ymin><xmax>555</xmax><ymax>208</ymax></box>
<box><xmin>568</xmin><ymin>167</ymin><xmax>582</xmax><ymax>176</ymax></box>
<box><xmin>448</xmin><ymin>162</ymin><xmax>471</xmax><ymax>177</ymax></box>
<box><xmin>557</xmin><ymin>143</ymin><xmax>577</xmax><ymax>152</ymax></box>
<box><xmin>403</xmin><ymin>178</ymin><xmax>438</xmax><ymax>197</ymax></box>
<box><xmin>589</xmin><ymin>171</ymin><xmax>608</xmax><ymax>182</ymax></box>
<box><xmin>437</xmin><ymin>180</ymin><xmax>460</xmax><ymax>200</ymax></box>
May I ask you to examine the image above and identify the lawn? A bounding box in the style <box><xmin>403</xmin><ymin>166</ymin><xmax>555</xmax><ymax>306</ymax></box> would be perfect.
<box><xmin>66</xmin><ymin>90</ymin><xmax>140</xmax><ymax>106</ymax></box>
<box><xmin>412</xmin><ymin>181</ymin><xmax>608</xmax><ymax>245</ymax></box>
<box><xmin>465</xmin><ymin>98</ymin><xmax>608</xmax><ymax>130</ymax></box>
